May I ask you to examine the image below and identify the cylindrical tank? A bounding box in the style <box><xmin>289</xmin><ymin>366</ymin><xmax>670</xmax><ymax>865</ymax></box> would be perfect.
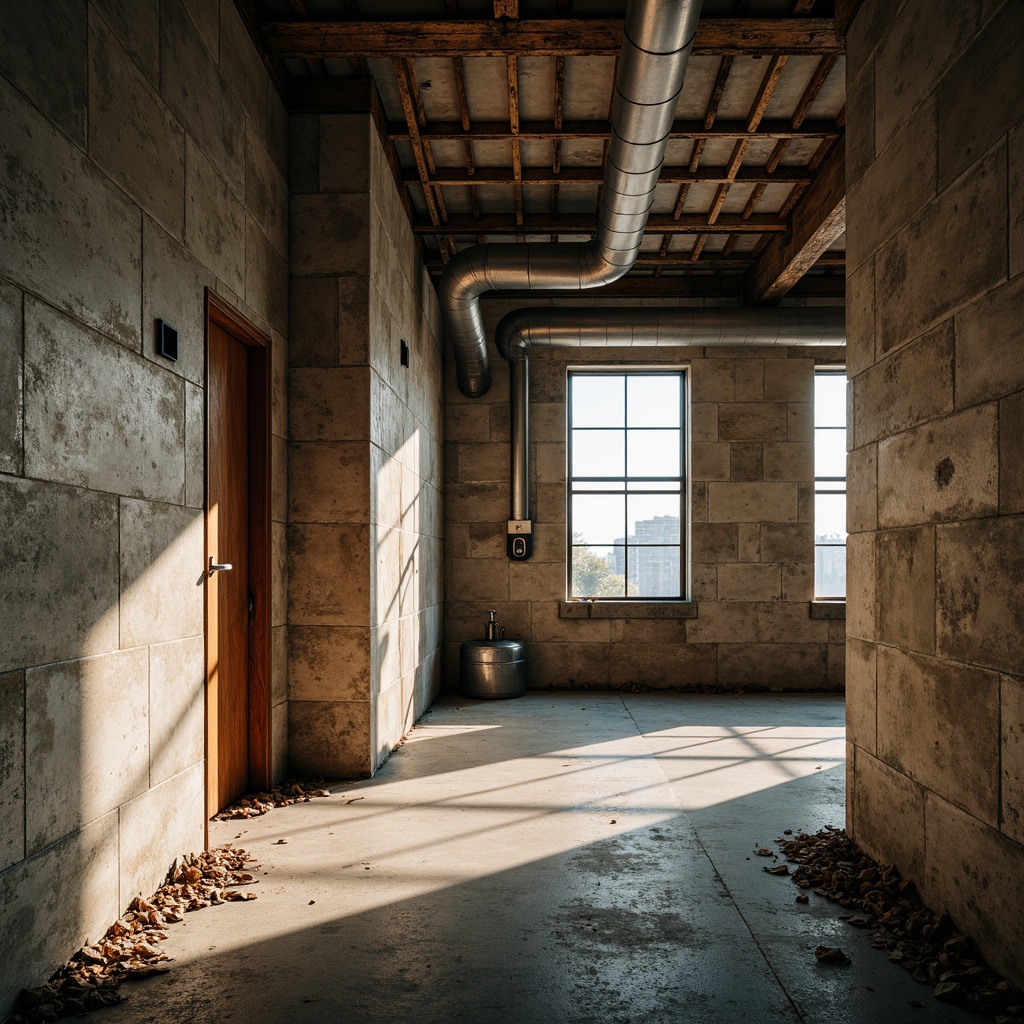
<box><xmin>459</xmin><ymin>640</ymin><xmax>527</xmax><ymax>699</ymax></box>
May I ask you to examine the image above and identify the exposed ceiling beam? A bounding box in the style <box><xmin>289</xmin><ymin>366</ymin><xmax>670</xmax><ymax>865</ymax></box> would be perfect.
<box><xmin>260</xmin><ymin>17</ymin><xmax>844</xmax><ymax>58</ymax></box>
<box><xmin>425</xmin><ymin>251</ymin><xmax>845</xmax><ymax>272</ymax></box>
<box><xmin>661</xmin><ymin>51</ymin><xmax>733</xmax><ymax>262</ymax></box>
<box><xmin>419</xmin><ymin>275</ymin><xmax>845</xmax><ymax>300</ymax></box>
<box><xmin>399</xmin><ymin>164</ymin><xmax>814</xmax><ymax>186</ymax></box>
<box><xmin>387</xmin><ymin>118</ymin><xmax>841</xmax><ymax>142</ymax></box>
<box><xmin>551</xmin><ymin>52</ymin><xmax>565</xmax><ymax>228</ymax></box>
<box><xmin>747</xmin><ymin>142</ymin><xmax>845</xmax><ymax>303</ymax></box>
<box><xmin>507</xmin><ymin>55</ymin><xmax>523</xmax><ymax>226</ymax></box>
<box><xmin>415</xmin><ymin>213</ymin><xmax>788</xmax><ymax>234</ymax></box>
<box><xmin>391</xmin><ymin>58</ymin><xmax>452</xmax><ymax>260</ymax></box>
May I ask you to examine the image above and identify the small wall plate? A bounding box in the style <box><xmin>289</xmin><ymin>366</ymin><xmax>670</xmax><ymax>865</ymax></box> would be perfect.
<box><xmin>157</xmin><ymin>320</ymin><xmax>179</xmax><ymax>362</ymax></box>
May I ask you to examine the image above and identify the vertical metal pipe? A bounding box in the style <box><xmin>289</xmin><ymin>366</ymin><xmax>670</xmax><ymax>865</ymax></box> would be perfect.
<box><xmin>509</xmin><ymin>350</ymin><xmax>530</xmax><ymax>524</ymax></box>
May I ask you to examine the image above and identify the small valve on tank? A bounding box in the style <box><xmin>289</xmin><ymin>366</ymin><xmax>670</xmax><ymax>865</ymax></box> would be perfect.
<box><xmin>485</xmin><ymin>609</ymin><xmax>499</xmax><ymax>640</ymax></box>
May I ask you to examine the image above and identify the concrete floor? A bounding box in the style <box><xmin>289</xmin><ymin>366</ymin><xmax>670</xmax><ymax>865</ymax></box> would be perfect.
<box><xmin>91</xmin><ymin>693</ymin><xmax>975</xmax><ymax>1024</ymax></box>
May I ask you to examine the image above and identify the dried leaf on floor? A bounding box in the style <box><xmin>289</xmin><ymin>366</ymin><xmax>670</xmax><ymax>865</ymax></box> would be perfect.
<box><xmin>213</xmin><ymin>779</ymin><xmax>331</xmax><ymax>821</ymax></box>
<box><xmin>12</xmin><ymin>847</ymin><xmax>260</xmax><ymax>1023</ymax></box>
<box><xmin>815</xmin><ymin>946</ymin><xmax>851</xmax><ymax>966</ymax></box>
<box><xmin>777</xmin><ymin>827</ymin><xmax>1024</xmax><ymax>1020</ymax></box>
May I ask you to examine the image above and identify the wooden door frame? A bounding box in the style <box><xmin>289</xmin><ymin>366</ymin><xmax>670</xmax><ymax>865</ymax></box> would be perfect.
<box><xmin>204</xmin><ymin>289</ymin><xmax>273</xmax><ymax>824</ymax></box>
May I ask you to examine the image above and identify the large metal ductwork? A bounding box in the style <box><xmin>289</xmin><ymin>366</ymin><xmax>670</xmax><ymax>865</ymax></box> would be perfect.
<box><xmin>496</xmin><ymin>306</ymin><xmax>846</xmax><ymax>560</ymax></box>
<box><xmin>441</xmin><ymin>0</ymin><xmax>704</xmax><ymax>399</ymax></box>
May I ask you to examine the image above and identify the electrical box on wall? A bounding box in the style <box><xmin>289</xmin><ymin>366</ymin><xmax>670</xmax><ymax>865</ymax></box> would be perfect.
<box><xmin>156</xmin><ymin>320</ymin><xmax>179</xmax><ymax>362</ymax></box>
<box><xmin>507</xmin><ymin>519</ymin><xmax>533</xmax><ymax>560</ymax></box>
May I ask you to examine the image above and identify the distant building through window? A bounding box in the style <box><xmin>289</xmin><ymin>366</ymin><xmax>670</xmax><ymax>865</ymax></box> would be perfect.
<box><xmin>814</xmin><ymin>368</ymin><xmax>847</xmax><ymax>598</ymax></box>
<box><xmin>568</xmin><ymin>371</ymin><xmax>686</xmax><ymax>599</ymax></box>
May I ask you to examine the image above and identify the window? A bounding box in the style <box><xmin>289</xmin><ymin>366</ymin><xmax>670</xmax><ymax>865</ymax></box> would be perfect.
<box><xmin>568</xmin><ymin>370</ymin><xmax>686</xmax><ymax>599</ymax></box>
<box><xmin>814</xmin><ymin>368</ymin><xmax>847</xmax><ymax>598</ymax></box>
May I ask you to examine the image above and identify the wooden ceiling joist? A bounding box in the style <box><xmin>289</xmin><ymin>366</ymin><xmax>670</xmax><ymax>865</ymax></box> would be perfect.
<box><xmin>391</xmin><ymin>58</ymin><xmax>453</xmax><ymax>261</ymax></box>
<box><xmin>551</xmin><ymin>52</ymin><xmax>565</xmax><ymax>231</ymax></box>
<box><xmin>747</xmin><ymin>142</ymin><xmax>845</xmax><ymax>303</ymax></box>
<box><xmin>451</xmin><ymin>55</ymin><xmax>481</xmax><ymax>219</ymax></box>
<box><xmin>414</xmin><ymin>213</ymin><xmax>788</xmax><ymax>235</ymax></box>
<box><xmin>388</xmin><ymin>118</ymin><xmax>840</xmax><ymax>143</ymax></box>
<box><xmin>792</xmin><ymin>53</ymin><xmax>838</xmax><ymax>129</ymax></box>
<box><xmin>665</xmin><ymin>51</ymin><xmax>733</xmax><ymax>257</ymax></box>
<box><xmin>413</xmin><ymin>163</ymin><xmax>815</xmax><ymax>187</ymax></box>
<box><xmin>260</xmin><ymin>18</ymin><xmax>844</xmax><ymax>59</ymax></box>
<box><xmin>507</xmin><ymin>55</ymin><xmax>523</xmax><ymax>226</ymax></box>
<box><xmin>742</xmin><ymin>182</ymin><xmax>767</xmax><ymax>218</ymax></box>
<box><xmin>767</xmin><ymin>51</ymin><xmax>837</xmax><ymax>170</ymax></box>
<box><xmin>425</xmin><ymin>251</ymin><xmax>843</xmax><ymax>272</ymax></box>
<box><xmin>704</xmin><ymin>56</ymin><xmax>734</xmax><ymax>132</ymax></box>
<box><xmin>705</xmin><ymin>48</ymin><xmax>788</xmax><ymax>228</ymax></box>
<box><xmin>745</xmin><ymin>54</ymin><xmax>788</xmax><ymax>132</ymax></box>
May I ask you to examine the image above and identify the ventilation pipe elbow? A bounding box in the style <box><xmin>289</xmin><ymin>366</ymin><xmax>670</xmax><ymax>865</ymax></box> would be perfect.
<box><xmin>441</xmin><ymin>0</ymin><xmax>703</xmax><ymax>397</ymax></box>
<box><xmin>495</xmin><ymin>305</ymin><xmax>846</xmax><ymax>560</ymax></box>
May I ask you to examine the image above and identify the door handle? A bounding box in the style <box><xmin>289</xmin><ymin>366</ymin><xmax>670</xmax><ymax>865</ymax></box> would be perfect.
<box><xmin>208</xmin><ymin>556</ymin><xmax>234</xmax><ymax>576</ymax></box>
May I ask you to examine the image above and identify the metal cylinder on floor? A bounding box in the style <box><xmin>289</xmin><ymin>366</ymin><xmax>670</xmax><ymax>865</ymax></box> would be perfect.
<box><xmin>459</xmin><ymin>640</ymin><xmax>527</xmax><ymax>699</ymax></box>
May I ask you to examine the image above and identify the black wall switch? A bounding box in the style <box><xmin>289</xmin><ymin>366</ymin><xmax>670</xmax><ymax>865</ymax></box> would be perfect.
<box><xmin>157</xmin><ymin>320</ymin><xmax>179</xmax><ymax>361</ymax></box>
<box><xmin>400</xmin><ymin>338</ymin><xmax>410</xmax><ymax>367</ymax></box>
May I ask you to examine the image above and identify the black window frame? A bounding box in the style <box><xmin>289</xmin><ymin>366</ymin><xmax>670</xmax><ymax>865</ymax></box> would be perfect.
<box><xmin>567</xmin><ymin>368</ymin><xmax>688</xmax><ymax>601</ymax></box>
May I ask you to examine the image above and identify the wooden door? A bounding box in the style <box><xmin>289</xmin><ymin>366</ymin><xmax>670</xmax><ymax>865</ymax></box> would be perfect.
<box><xmin>205</xmin><ymin>292</ymin><xmax>272</xmax><ymax>821</ymax></box>
<box><xmin>208</xmin><ymin>321</ymin><xmax>250</xmax><ymax>808</ymax></box>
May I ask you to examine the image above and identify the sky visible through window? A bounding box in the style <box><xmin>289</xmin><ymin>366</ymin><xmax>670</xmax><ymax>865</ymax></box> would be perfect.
<box><xmin>569</xmin><ymin>372</ymin><xmax>684</xmax><ymax>599</ymax></box>
<box><xmin>814</xmin><ymin>370</ymin><xmax>847</xmax><ymax>598</ymax></box>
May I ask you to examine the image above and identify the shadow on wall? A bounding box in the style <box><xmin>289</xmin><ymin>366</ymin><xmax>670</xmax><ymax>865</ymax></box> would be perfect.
<box><xmin>0</xmin><ymin>503</ymin><xmax>207</xmax><ymax>1013</ymax></box>
<box><xmin>54</xmin><ymin>697</ymin><xmax>962</xmax><ymax>1024</ymax></box>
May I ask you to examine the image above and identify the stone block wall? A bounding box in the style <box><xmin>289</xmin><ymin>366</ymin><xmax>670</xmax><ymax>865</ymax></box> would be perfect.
<box><xmin>444</xmin><ymin>297</ymin><xmax>846</xmax><ymax>691</ymax></box>
<box><xmin>288</xmin><ymin>107</ymin><xmax>443</xmax><ymax>777</ymax></box>
<box><xmin>844</xmin><ymin>0</ymin><xmax>1024</xmax><ymax>986</ymax></box>
<box><xmin>0</xmin><ymin>0</ymin><xmax>289</xmax><ymax>1010</ymax></box>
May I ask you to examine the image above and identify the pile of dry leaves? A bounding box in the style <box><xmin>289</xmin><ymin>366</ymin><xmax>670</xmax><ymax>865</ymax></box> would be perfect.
<box><xmin>8</xmin><ymin>847</ymin><xmax>259</xmax><ymax>1024</ymax></box>
<box><xmin>774</xmin><ymin>826</ymin><xmax>1024</xmax><ymax>1022</ymax></box>
<box><xmin>213</xmin><ymin>779</ymin><xmax>330</xmax><ymax>820</ymax></box>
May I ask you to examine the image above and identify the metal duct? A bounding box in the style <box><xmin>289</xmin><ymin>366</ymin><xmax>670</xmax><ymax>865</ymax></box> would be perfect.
<box><xmin>495</xmin><ymin>305</ymin><xmax>846</xmax><ymax>559</ymax></box>
<box><xmin>441</xmin><ymin>0</ymin><xmax>703</xmax><ymax>398</ymax></box>
<box><xmin>494</xmin><ymin>306</ymin><xmax>847</xmax><ymax>359</ymax></box>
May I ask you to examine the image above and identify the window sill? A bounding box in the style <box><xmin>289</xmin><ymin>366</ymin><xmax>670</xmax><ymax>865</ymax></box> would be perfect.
<box><xmin>810</xmin><ymin>600</ymin><xmax>846</xmax><ymax>620</ymax></box>
<box><xmin>559</xmin><ymin>600</ymin><xmax>698</xmax><ymax>620</ymax></box>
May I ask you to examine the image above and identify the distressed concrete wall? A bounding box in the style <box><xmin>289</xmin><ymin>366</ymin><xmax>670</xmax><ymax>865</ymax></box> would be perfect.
<box><xmin>0</xmin><ymin>0</ymin><xmax>288</xmax><ymax>1010</ymax></box>
<box><xmin>444</xmin><ymin>300</ymin><xmax>846</xmax><ymax>691</ymax></box>
<box><xmin>844</xmin><ymin>0</ymin><xmax>1024</xmax><ymax>987</ymax></box>
<box><xmin>288</xmin><ymin>108</ymin><xmax>443</xmax><ymax>778</ymax></box>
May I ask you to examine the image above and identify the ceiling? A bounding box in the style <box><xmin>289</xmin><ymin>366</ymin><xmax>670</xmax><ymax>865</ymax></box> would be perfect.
<box><xmin>247</xmin><ymin>0</ymin><xmax>849</xmax><ymax>302</ymax></box>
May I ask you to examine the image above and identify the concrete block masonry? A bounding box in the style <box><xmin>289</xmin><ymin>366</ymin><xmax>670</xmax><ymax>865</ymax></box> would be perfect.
<box><xmin>845</xmin><ymin>0</ymin><xmax>1024</xmax><ymax>984</ymax></box>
